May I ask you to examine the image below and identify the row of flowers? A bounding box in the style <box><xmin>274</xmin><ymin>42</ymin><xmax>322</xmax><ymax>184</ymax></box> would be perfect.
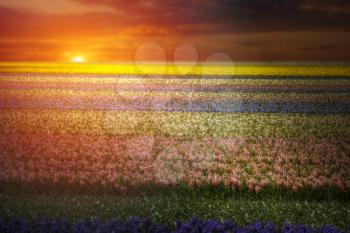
<box><xmin>1</xmin><ymin>89</ymin><xmax>350</xmax><ymax>103</ymax></box>
<box><xmin>1</xmin><ymin>72</ymin><xmax>349</xmax><ymax>80</ymax></box>
<box><xmin>0</xmin><ymin>217</ymin><xmax>348</xmax><ymax>233</ymax></box>
<box><xmin>1</xmin><ymin>62</ymin><xmax>350</xmax><ymax>76</ymax></box>
<box><xmin>1</xmin><ymin>80</ymin><xmax>349</xmax><ymax>93</ymax></box>
<box><xmin>1</xmin><ymin>133</ymin><xmax>349</xmax><ymax>191</ymax></box>
<box><xmin>1</xmin><ymin>110</ymin><xmax>349</xmax><ymax>138</ymax></box>
<box><xmin>1</xmin><ymin>95</ymin><xmax>349</xmax><ymax>113</ymax></box>
<box><xmin>0</xmin><ymin>71</ymin><xmax>349</xmax><ymax>193</ymax></box>
<box><xmin>2</xmin><ymin>75</ymin><xmax>350</xmax><ymax>85</ymax></box>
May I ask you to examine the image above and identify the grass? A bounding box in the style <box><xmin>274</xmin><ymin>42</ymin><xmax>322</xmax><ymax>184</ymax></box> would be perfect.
<box><xmin>1</xmin><ymin>186</ymin><xmax>350</xmax><ymax>229</ymax></box>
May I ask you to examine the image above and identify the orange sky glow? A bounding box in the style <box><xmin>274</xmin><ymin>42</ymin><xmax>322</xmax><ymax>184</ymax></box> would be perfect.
<box><xmin>0</xmin><ymin>0</ymin><xmax>350</xmax><ymax>62</ymax></box>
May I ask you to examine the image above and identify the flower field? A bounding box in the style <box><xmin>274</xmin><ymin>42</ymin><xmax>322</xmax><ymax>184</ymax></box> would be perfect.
<box><xmin>0</xmin><ymin>63</ymin><xmax>349</xmax><ymax>230</ymax></box>
<box><xmin>1</xmin><ymin>217</ymin><xmax>348</xmax><ymax>233</ymax></box>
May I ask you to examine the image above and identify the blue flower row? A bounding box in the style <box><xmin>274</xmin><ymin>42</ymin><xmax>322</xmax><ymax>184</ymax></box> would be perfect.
<box><xmin>0</xmin><ymin>217</ymin><xmax>348</xmax><ymax>233</ymax></box>
<box><xmin>1</xmin><ymin>98</ymin><xmax>350</xmax><ymax>113</ymax></box>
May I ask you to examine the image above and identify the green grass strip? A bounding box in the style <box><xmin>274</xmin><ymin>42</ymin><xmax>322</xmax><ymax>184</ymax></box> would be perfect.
<box><xmin>1</xmin><ymin>190</ymin><xmax>349</xmax><ymax>229</ymax></box>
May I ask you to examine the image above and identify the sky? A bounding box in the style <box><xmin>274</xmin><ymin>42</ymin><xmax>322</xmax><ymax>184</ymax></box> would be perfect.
<box><xmin>0</xmin><ymin>0</ymin><xmax>350</xmax><ymax>62</ymax></box>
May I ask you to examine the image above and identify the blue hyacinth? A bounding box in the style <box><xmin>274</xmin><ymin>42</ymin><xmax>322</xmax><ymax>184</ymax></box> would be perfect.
<box><xmin>0</xmin><ymin>217</ymin><xmax>346</xmax><ymax>233</ymax></box>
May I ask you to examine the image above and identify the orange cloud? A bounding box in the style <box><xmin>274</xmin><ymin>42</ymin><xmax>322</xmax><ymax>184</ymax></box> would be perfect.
<box><xmin>0</xmin><ymin>1</ymin><xmax>350</xmax><ymax>62</ymax></box>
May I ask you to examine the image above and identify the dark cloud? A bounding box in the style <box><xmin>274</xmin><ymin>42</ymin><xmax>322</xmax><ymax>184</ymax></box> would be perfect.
<box><xmin>299</xmin><ymin>0</ymin><xmax>350</xmax><ymax>14</ymax></box>
<box><xmin>1</xmin><ymin>1</ymin><xmax>350</xmax><ymax>61</ymax></box>
<box><xmin>1</xmin><ymin>1</ymin><xmax>350</xmax><ymax>38</ymax></box>
<box><xmin>301</xmin><ymin>44</ymin><xmax>336</xmax><ymax>51</ymax></box>
<box><xmin>239</xmin><ymin>41</ymin><xmax>264</xmax><ymax>48</ymax></box>
<box><xmin>74</xmin><ymin>0</ymin><xmax>350</xmax><ymax>33</ymax></box>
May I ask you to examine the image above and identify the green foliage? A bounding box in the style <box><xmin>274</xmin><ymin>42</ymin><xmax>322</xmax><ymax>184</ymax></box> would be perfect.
<box><xmin>1</xmin><ymin>186</ymin><xmax>349</xmax><ymax>229</ymax></box>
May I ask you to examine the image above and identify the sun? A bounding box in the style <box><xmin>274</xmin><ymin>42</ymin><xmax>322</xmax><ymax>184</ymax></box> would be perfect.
<box><xmin>71</xmin><ymin>55</ymin><xmax>85</xmax><ymax>63</ymax></box>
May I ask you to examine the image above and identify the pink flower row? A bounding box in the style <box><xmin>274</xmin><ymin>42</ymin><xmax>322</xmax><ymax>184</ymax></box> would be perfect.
<box><xmin>1</xmin><ymin>133</ymin><xmax>349</xmax><ymax>192</ymax></box>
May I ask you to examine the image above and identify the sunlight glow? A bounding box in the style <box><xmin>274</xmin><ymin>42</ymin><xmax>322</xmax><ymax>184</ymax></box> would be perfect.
<box><xmin>71</xmin><ymin>56</ymin><xmax>85</xmax><ymax>63</ymax></box>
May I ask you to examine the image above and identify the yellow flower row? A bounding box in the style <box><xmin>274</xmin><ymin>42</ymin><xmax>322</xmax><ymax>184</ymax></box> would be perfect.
<box><xmin>1</xmin><ymin>62</ymin><xmax>350</xmax><ymax>76</ymax></box>
<box><xmin>1</xmin><ymin>110</ymin><xmax>348</xmax><ymax>138</ymax></box>
<box><xmin>1</xmin><ymin>89</ymin><xmax>349</xmax><ymax>103</ymax></box>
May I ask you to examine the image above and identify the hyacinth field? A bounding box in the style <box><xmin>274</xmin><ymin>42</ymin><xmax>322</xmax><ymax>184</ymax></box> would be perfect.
<box><xmin>0</xmin><ymin>63</ymin><xmax>350</xmax><ymax>232</ymax></box>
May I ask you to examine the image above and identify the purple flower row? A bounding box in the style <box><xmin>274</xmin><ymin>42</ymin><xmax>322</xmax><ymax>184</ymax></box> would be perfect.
<box><xmin>0</xmin><ymin>217</ymin><xmax>347</xmax><ymax>233</ymax></box>
<box><xmin>1</xmin><ymin>96</ymin><xmax>350</xmax><ymax>113</ymax></box>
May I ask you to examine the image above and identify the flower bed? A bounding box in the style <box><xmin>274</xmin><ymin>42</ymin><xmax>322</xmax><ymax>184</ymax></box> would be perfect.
<box><xmin>1</xmin><ymin>65</ymin><xmax>350</xmax><ymax>228</ymax></box>
<box><xmin>1</xmin><ymin>134</ymin><xmax>349</xmax><ymax>192</ymax></box>
<box><xmin>0</xmin><ymin>217</ymin><xmax>348</xmax><ymax>233</ymax></box>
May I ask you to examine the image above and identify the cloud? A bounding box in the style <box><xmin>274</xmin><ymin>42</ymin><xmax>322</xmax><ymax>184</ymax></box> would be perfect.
<box><xmin>299</xmin><ymin>0</ymin><xmax>350</xmax><ymax>14</ymax></box>
<box><xmin>73</xmin><ymin>0</ymin><xmax>350</xmax><ymax>33</ymax></box>
<box><xmin>0</xmin><ymin>0</ymin><xmax>113</xmax><ymax>14</ymax></box>
<box><xmin>1</xmin><ymin>1</ymin><xmax>350</xmax><ymax>40</ymax></box>
<box><xmin>301</xmin><ymin>44</ymin><xmax>336</xmax><ymax>51</ymax></box>
<box><xmin>0</xmin><ymin>6</ymin><xmax>126</xmax><ymax>38</ymax></box>
<box><xmin>0</xmin><ymin>1</ymin><xmax>350</xmax><ymax>61</ymax></box>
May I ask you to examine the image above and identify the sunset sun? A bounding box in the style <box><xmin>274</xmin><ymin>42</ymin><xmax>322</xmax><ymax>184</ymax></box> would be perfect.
<box><xmin>71</xmin><ymin>55</ymin><xmax>85</xmax><ymax>63</ymax></box>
